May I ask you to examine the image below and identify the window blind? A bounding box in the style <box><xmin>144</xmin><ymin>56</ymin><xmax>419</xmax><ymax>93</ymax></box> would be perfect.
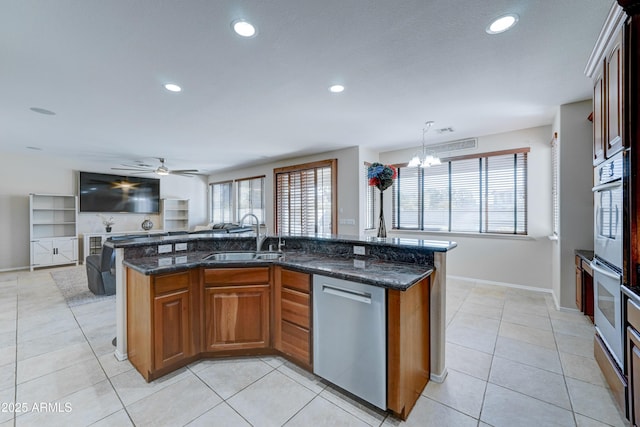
<box><xmin>237</xmin><ymin>176</ymin><xmax>265</xmax><ymax>224</ymax></box>
<box><xmin>392</xmin><ymin>148</ymin><xmax>529</xmax><ymax>235</ymax></box>
<box><xmin>210</xmin><ymin>181</ymin><xmax>233</xmax><ymax>224</ymax></box>
<box><xmin>275</xmin><ymin>159</ymin><xmax>337</xmax><ymax>235</ymax></box>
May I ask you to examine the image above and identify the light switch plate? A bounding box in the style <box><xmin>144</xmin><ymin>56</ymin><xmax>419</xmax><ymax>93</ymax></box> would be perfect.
<box><xmin>175</xmin><ymin>243</ymin><xmax>187</xmax><ymax>251</ymax></box>
<box><xmin>158</xmin><ymin>244</ymin><xmax>172</xmax><ymax>254</ymax></box>
<box><xmin>353</xmin><ymin>246</ymin><xmax>366</xmax><ymax>255</ymax></box>
<box><xmin>175</xmin><ymin>255</ymin><xmax>187</xmax><ymax>264</ymax></box>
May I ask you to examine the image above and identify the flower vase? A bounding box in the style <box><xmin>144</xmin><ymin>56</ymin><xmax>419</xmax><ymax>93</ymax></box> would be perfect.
<box><xmin>378</xmin><ymin>189</ymin><xmax>387</xmax><ymax>238</ymax></box>
<box><xmin>105</xmin><ymin>226</ymin><xmax>112</xmax><ymax>233</ymax></box>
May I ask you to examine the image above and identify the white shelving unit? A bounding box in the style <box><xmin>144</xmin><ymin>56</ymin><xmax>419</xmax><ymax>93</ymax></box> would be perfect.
<box><xmin>29</xmin><ymin>193</ymin><xmax>78</xmax><ymax>271</ymax></box>
<box><xmin>162</xmin><ymin>198</ymin><xmax>189</xmax><ymax>232</ymax></box>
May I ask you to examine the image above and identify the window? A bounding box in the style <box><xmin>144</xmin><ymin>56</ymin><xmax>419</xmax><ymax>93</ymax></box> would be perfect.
<box><xmin>275</xmin><ymin>159</ymin><xmax>337</xmax><ymax>234</ymax></box>
<box><xmin>392</xmin><ymin>148</ymin><xmax>529</xmax><ymax>234</ymax></box>
<box><xmin>210</xmin><ymin>181</ymin><xmax>233</xmax><ymax>224</ymax></box>
<box><xmin>551</xmin><ymin>133</ymin><xmax>559</xmax><ymax>236</ymax></box>
<box><xmin>237</xmin><ymin>176</ymin><xmax>265</xmax><ymax>224</ymax></box>
<box><xmin>364</xmin><ymin>162</ymin><xmax>376</xmax><ymax>230</ymax></box>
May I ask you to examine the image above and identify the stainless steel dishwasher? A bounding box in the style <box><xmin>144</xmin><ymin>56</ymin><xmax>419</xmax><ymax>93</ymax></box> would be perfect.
<box><xmin>313</xmin><ymin>274</ymin><xmax>386</xmax><ymax>409</ymax></box>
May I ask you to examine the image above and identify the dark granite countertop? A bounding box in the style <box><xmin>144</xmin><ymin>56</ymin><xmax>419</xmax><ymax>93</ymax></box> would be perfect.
<box><xmin>575</xmin><ymin>249</ymin><xmax>594</xmax><ymax>263</ymax></box>
<box><xmin>107</xmin><ymin>232</ymin><xmax>457</xmax><ymax>252</ymax></box>
<box><xmin>123</xmin><ymin>250</ymin><xmax>433</xmax><ymax>291</ymax></box>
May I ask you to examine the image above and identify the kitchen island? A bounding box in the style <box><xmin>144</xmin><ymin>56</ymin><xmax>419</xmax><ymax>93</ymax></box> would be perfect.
<box><xmin>106</xmin><ymin>233</ymin><xmax>456</xmax><ymax>419</ymax></box>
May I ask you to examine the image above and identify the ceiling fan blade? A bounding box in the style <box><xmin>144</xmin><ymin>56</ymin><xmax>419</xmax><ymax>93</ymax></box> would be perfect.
<box><xmin>170</xmin><ymin>169</ymin><xmax>199</xmax><ymax>173</ymax></box>
<box><xmin>111</xmin><ymin>167</ymin><xmax>154</xmax><ymax>172</ymax></box>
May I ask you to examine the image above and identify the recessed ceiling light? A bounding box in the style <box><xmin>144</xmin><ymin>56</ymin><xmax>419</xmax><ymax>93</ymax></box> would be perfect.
<box><xmin>232</xmin><ymin>19</ymin><xmax>257</xmax><ymax>38</ymax></box>
<box><xmin>329</xmin><ymin>84</ymin><xmax>345</xmax><ymax>93</ymax></box>
<box><xmin>164</xmin><ymin>83</ymin><xmax>182</xmax><ymax>92</ymax></box>
<box><xmin>486</xmin><ymin>14</ymin><xmax>519</xmax><ymax>34</ymax></box>
<box><xmin>29</xmin><ymin>107</ymin><xmax>56</xmax><ymax>115</ymax></box>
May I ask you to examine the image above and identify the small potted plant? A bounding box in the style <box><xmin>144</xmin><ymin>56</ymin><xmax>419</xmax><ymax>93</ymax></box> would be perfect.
<box><xmin>100</xmin><ymin>215</ymin><xmax>115</xmax><ymax>232</ymax></box>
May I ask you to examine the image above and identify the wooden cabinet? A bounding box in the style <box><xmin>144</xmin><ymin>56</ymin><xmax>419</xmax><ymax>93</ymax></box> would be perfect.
<box><xmin>387</xmin><ymin>275</ymin><xmax>430</xmax><ymax>420</ymax></box>
<box><xmin>606</xmin><ymin>31</ymin><xmax>623</xmax><ymax>158</ymax></box>
<box><xmin>629</xmin><ymin>299</ymin><xmax>640</xmax><ymax>426</ymax></box>
<box><xmin>593</xmin><ymin>71</ymin><xmax>606</xmax><ymax>165</ymax></box>
<box><xmin>575</xmin><ymin>255</ymin><xmax>594</xmax><ymax>321</ymax></box>
<box><xmin>588</xmin><ymin>11</ymin><xmax>626</xmax><ymax>165</ymax></box>
<box><xmin>576</xmin><ymin>256</ymin><xmax>583</xmax><ymax>310</ymax></box>
<box><xmin>126</xmin><ymin>268</ymin><xmax>200</xmax><ymax>381</ymax></box>
<box><xmin>274</xmin><ymin>267</ymin><xmax>312</xmax><ymax>369</ymax></box>
<box><xmin>203</xmin><ymin>267</ymin><xmax>270</xmax><ymax>352</ymax></box>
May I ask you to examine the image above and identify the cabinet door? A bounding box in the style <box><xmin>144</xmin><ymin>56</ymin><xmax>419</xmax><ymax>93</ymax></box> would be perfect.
<box><xmin>53</xmin><ymin>238</ymin><xmax>77</xmax><ymax>263</ymax></box>
<box><xmin>31</xmin><ymin>240</ymin><xmax>53</xmax><ymax>266</ymax></box>
<box><xmin>606</xmin><ymin>33</ymin><xmax>623</xmax><ymax>157</ymax></box>
<box><xmin>575</xmin><ymin>265</ymin><xmax>583</xmax><ymax>312</ymax></box>
<box><xmin>154</xmin><ymin>289</ymin><xmax>191</xmax><ymax>370</ymax></box>
<box><xmin>593</xmin><ymin>71</ymin><xmax>606</xmax><ymax>165</ymax></box>
<box><xmin>274</xmin><ymin>268</ymin><xmax>312</xmax><ymax>368</ymax></box>
<box><xmin>629</xmin><ymin>326</ymin><xmax>640</xmax><ymax>427</ymax></box>
<box><xmin>204</xmin><ymin>285</ymin><xmax>270</xmax><ymax>351</ymax></box>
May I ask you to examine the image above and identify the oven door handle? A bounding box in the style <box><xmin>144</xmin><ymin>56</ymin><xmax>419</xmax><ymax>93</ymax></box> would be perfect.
<box><xmin>592</xmin><ymin>179</ymin><xmax>622</xmax><ymax>192</ymax></box>
<box><xmin>590</xmin><ymin>261</ymin><xmax>622</xmax><ymax>281</ymax></box>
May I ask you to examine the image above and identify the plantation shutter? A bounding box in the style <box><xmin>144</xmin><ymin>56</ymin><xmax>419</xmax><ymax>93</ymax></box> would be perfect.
<box><xmin>275</xmin><ymin>159</ymin><xmax>337</xmax><ymax>235</ymax></box>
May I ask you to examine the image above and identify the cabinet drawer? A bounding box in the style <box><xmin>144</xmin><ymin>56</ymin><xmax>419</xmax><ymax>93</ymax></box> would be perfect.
<box><xmin>281</xmin><ymin>288</ymin><xmax>310</xmax><ymax>329</ymax></box>
<box><xmin>154</xmin><ymin>271</ymin><xmax>190</xmax><ymax>295</ymax></box>
<box><xmin>204</xmin><ymin>268</ymin><xmax>269</xmax><ymax>285</ymax></box>
<box><xmin>629</xmin><ymin>299</ymin><xmax>640</xmax><ymax>332</ymax></box>
<box><xmin>281</xmin><ymin>269</ymin><xmax>310</xmax><ymax>293</ymax></box>
<box><xmin>582</xmin><ymin>260</ymin><xmax>593</xmax><ymax>276</ymax></box>
<box><xmin>281</xmin><ymin>320</ymin><xmax>310</xmax><ymax>363</ymax></box>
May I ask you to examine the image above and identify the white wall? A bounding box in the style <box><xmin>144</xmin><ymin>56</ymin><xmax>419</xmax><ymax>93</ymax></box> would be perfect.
<box><xmin>0</xmin><ymin>151</ymin><xmax>208</xmax><ymax>271</ymax></box>
<box><xmin>557</xmin><ymin>100</ymin><xmax>594</xmax><ymax>308</ymax></box>
<box><xmin>208</xmin><ymin>147</ymin><xmax>361</xmax><ymax>235</ymax></box>
<box><xmin>379</xmin><ymin>126</ymin><xmax>554</xmax><ymax>290</ymax></box>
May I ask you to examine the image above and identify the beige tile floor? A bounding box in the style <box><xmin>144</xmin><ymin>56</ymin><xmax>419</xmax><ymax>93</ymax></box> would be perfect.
<box><xmin>0</xmin><ymin>268</ymin><xmax>629</xmax><ymax>426</ymax></box>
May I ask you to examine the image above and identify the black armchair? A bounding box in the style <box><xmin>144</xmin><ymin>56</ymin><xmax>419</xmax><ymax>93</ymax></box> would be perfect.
<box><xmin>85</xmin><ymin>244</ymin><xmax>116</xmax><ymax>296</ymax></box>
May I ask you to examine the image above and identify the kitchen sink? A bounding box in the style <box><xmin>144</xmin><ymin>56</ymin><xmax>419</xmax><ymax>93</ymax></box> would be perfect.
<box><xmin>203</xmin><ymin>251</ymin><xmax>283</xmax><ymax>261</ymax></box>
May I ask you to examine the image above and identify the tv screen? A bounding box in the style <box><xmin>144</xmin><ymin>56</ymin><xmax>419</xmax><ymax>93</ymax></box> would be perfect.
<box><xmin>79</xmin><ymin>171</ymin><xmax>160</xmax><ymax>213</ymax></box>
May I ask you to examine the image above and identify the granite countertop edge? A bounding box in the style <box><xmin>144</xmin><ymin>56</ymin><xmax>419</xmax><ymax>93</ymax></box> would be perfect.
<box><xmin>123</xmin><ymin>252</ymin><xmax>434</xmax><ymax>291</ymax></box>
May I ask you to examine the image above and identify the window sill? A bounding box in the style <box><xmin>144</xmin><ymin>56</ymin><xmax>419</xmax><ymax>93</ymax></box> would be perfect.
<box><xmin>390</xmin><ymin>229</ymin><xmax>537</xmax><ymax>241</ymax></box>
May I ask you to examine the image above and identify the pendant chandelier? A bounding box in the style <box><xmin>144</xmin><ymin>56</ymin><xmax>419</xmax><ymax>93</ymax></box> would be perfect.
<box><xmin>408</xmin><ymin>121</ymin><xmax>441</xmax><ymax>168</ymax></box>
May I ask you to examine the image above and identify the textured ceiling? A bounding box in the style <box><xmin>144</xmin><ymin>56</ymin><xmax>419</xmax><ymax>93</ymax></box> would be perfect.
<box><xmin>0</xmin><ymin>0</ymin><xmax>613</xmax><ymax>173</ymax></box>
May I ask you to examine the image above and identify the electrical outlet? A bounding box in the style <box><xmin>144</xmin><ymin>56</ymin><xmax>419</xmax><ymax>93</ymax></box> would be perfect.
<box><xmin>158</xmin><ymin>244</ymin><xmax>172</xmax><ymax>254</ymax></box>
<box><xmin>175</xmin><ymin>243</ymin><xmax>187</xmax><ymax>251</ymax></box>
<box><xmin>353</xmin><ymin>259</ymin><xmax>366</xmax><ymax>269</ymax></box>
<box><xmin>353</xmin><ymin>246</ymin><xmax>366</xmax><ymax>255</ymax></box>
<box><xmin>174</xmin><ymin>255</ymin><xmax>187</xmax><ymax>264</ymax></box>
<box><xmin>158</xmin><ymin>257</ymin><xmax>172</xmax><ymax>266</ymax></box>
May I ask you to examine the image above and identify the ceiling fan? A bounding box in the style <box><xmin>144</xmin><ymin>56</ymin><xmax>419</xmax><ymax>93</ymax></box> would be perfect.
<box><xmin>112</xmin><ymin>158</ymin><xmax>199</xmax><ymax>177</ymax></box>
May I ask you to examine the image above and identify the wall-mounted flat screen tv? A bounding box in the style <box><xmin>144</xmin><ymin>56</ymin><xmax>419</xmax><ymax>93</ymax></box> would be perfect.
<box><xmin>79</xmin><ymin>171</ymin><xmax>160</xmax><ymax>213</ymax></box>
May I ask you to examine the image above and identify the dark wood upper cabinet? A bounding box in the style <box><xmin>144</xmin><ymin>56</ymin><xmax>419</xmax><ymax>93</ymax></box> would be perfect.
<box><xmin>606</xmin><ymin>31</ymin><xmax>624</xmax><ymax>158</ymax></box>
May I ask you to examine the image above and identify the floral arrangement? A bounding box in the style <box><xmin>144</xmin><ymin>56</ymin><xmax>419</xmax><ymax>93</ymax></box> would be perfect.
<box><xmin>99</xmin><ymin>214</ymin><xmax>115</xmax><ymax>227</ymax></box>
<box><xmin>367</xmin><ymin>162</ymin><xmax>397</xmax><ymax>192</ymax></box>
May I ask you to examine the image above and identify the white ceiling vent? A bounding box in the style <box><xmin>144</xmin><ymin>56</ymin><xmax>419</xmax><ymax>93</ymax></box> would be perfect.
<box><xmin>427</xmin><ymin>137</ymin><xmax>478</xmax><ymax>154</ymax></box>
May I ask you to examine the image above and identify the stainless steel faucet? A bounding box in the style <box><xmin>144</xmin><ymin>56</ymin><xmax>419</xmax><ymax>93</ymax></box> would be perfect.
<box><xmin>240</xmin><ymin>213</ymin><xmax>266</xmax><ymax>251</ymax></box>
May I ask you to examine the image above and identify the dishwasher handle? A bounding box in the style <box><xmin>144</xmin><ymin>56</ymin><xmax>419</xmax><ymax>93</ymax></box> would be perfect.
<box><xmin>322</xmin><ymin>284</ymin><xmax>372</xmax><ymax>304</ymax></box>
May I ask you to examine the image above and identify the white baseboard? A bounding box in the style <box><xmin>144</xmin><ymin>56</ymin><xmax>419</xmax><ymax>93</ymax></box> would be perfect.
<box><xmin>447</xmin><ymin>275</ymin><xmax>552</xmax><ymax>295</ymax></box>
<box><xmin>430</xmin><ymin>369</ymin><xmax>448</xmax><ymax>383</ymax></box>
<box><xmin>0</xmin><ymin>266</ymin><xmax>29</xmax><ymax>273</ymax></box>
